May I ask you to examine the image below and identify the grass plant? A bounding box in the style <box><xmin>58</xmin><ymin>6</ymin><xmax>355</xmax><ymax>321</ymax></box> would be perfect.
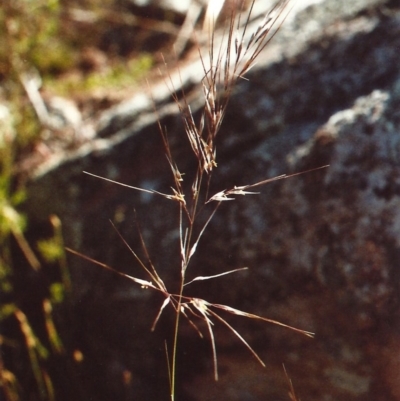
<box><xmin>0</xmin><ymin>107</ymin><xmax>68</xmax><ymax>400</ymax></box>
<box><xmin>68</xmin><ymin>1</ymin><xmax>326</xmax><ymax>399</ymax></box>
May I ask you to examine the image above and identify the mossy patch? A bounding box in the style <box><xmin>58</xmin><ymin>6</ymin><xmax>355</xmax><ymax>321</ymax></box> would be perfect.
<box><xmin>44</xmin><ymin>54</ymin><xmax>153</xmax><ymax>97</ymax></box>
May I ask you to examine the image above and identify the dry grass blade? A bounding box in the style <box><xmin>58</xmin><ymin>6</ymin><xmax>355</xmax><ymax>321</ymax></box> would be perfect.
<box><xmin>109</xmin><ymin>220</ymin><xmax>167</xmax><ymax>292</ymax></box>
<box><xmin>245</xmin><ymin>165</ymin><xmax>330</xmax><ymax>189</ymax></box>
<box><xmin>83</xmin><ymin>171</ymin><xmax>186</xmax><ymax>204</ymax></box>
<box><xmin>197</xmin><ymin>0</ymin><xmax>292</xmax><ymax>137</ymax></box>
<box><xmin>149</xmin><ymin>87</ymin><xmax>187</xmax><ymax>209</ymax></box>
<box><xmin>157</xmin><ymin>56</ymin><xmax>216</xmax><ymax>176</ymax></box>
<box><xmin>151</xmin><ymin>296</ymin><xmax>171</xmax><ymax>332</ymax></box>
<box><xmin>65</xmin><ymin>248</ymin><xmax>159</xmax><ymax>291</ymax></box>
<box><xmin>186</xmin><ymin>201</ymin><xmax>220</xmax><ymax>265</ymax></box>
<box><xmin>211</xmin><ymin>303</ymin><xmax>315</xmax><ymax>338</ymax></box>
<box><xmin>207</xmin><ymin>306</ymin><xmax>266</xmax><ymax>367</ymax></box>
<box><xmin>180</xmin><ymin>306</ymin><xmax>205</xmax><ymax>339</ymax></box>
<box><xmin>283</xmin><ymin>364</ymin><xmax>301</xmax><ymax>401</ymax></box>
<box><xmin>207</xmin><ymin>165</ymin><xmax>329</xmax><ymax>203</ymax></box>
<box><xmin>66</xmin><ymin>247</ymin><xmax>178</xmax><ymax>334</ymax></box>
<box><xmin>236</xmin><ymin>0</ymin><xmax>292</xmax><ymax>78</ymax></box>
<box><xmin>206</xmin><ymin>188</ymin><xmax>260</xmax><ymax>202</ymax></box>
<box><xmin>189</xmin><ymin>299</ymin><xmax>219</xmax><ymax>381</ymax></box>
<box><xmin>184</xmin><ymin>267</ymin><xmax>248</xmax><ymax>286</ymax></box>
<box><xmin>180</xmin><ymin>294</ymin><xmax>313</xmax><ymax>383</ymax></box>
<box><xmin>179</xmin><ymin>204</ymin><xmax>189</xmax><ymax>269</ymax></box>
<box><xmin>187</xmin><ymin>296</ymin><xmax>266</xmax><ymax>382</ymax></box>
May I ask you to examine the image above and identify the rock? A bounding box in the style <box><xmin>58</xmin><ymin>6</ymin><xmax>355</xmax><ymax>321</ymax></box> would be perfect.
<box><xmin>22</xmin><ymin>0</ymin><xmax>400</xmax><ymax>400</ymax></box>
<box><xmin>128</xmin><ymin>0</ymin><xmax>192</xmax><ymax>14</ymax></box>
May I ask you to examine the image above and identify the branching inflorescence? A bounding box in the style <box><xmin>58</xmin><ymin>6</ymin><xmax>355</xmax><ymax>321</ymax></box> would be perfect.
<box><xmin>67</xmin><ymin>1</ymin><xmax>326</xmax><ymax>400</ymax></box>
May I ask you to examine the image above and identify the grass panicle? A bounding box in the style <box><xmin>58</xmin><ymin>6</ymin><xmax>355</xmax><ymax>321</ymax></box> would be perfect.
<box><xmin>68</xmin><ymin>1</ymin><xmax>326</xmax><ymax>400</ymax></box>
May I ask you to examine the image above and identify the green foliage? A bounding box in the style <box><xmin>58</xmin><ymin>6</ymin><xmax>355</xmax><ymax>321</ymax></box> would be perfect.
<box><xmin>0</xmin><ymin>0</ymin><xmax>155</xmax><ymax>399</ymax></box>
<box><xmin>83</xmin><ymin>55</ymin><xmax>153</xmax><ymax>91</ymax></box>
<box><xmin>0</xmin><ymin>209</ymin><xmax>71</xmax><ymax>399</ymax></box>
<box><xmin>45</xmin><ymin>54</ymin><xmax>153</xmax><ymax>96</ymax></box>
<box><xmin>0</xmin><ymin>202</ymin><xmax>27</xmax><ymax>240</ymax></box>
<box><xmin>0</xmin><ymin>93</ymin><xmax>68</xmax><ymax>401</ymax></box>
<box><xmin>0</xmin><ymin>0</ymin><xmax>72</xmax><ymax>146</ymax></box>
<box><xmin>0</xmin><ymin>0</ymin><xmax>74</xmax><ymax>77</ymax></box>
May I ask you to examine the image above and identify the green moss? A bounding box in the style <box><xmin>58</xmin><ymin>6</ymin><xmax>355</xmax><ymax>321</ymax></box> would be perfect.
<box><xmin>45</xmin><ymin>53</ymin><xmax>153</xmax><ymax>96</ymax></box>
<box><xmin>31</xmin><ymin>40</ymin><xmax>76</xmax><ymax>75</ymax></box>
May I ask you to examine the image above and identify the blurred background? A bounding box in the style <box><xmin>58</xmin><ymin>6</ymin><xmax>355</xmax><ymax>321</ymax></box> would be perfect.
<box><xmin>1</xmin><ymin>0</ymin><xmax>400</xmax><ymax>400</ymax></box>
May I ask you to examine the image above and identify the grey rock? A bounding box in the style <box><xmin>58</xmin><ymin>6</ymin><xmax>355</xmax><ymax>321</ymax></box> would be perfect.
<box><xmin>23</xmin><ymin>0</ymin><xmax>400</xmax><ymax>400</ymax></box>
